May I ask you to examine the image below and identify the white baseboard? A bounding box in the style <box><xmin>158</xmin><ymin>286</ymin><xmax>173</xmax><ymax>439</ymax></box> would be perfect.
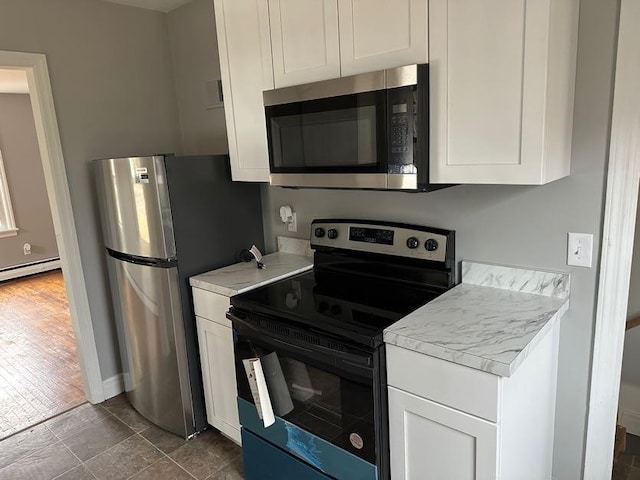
<box><xmin>102</xmin><ymin>374</ymin><xmax>124</xmax><ymax>400</ymax></box>
<box><xmin>0</xmin><ymin>258</ymin><xmax>61</xmax><ymax>282</ymax></box>
<box><xmin>621</xmin><ymin>410</ymin><xmax>640</xmax><ymax>437</ymax></box>
<box><xmin>618</xmin><ymin>381</ymin><xmax>640</xmax><ymax>435</ymax></box>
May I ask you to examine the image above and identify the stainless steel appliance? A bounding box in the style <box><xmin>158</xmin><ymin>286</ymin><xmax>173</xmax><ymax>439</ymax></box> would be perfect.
<box><xmin>264</xmin><ymin>65</ymin><xmax>448</xmax><ymax>192</ymax></box>
<box><xmin>228</xmin><ymin>219</ymin><xmax>456</xmax><ymax>480</ymax></box>
<box><xmin>94</xmin><ymin>154</ymin><xmax>264</xmax><ymax>438</ymax></box>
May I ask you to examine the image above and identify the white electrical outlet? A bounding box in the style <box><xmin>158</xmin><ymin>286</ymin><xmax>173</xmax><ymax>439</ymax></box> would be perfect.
<box><xmin>287</xmin><ymin>213</ymin><xmax>297</xmax><ymax>232</ymax></box>
<box><xmin>23</xmin><ymin>242</ymin><xmax>31</xmax><ymax>255</ymax></box>
<box><xmin>567</xmin><ymin>233</ymin><xmax>593</xmax><ymax>267</ymax></box>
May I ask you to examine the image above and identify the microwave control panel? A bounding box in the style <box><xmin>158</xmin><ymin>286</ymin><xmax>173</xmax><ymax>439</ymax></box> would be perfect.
<box><xmin>388</xmin><ymin>86</ymin><xmax>416</xmax><ymax>172</ymax></box>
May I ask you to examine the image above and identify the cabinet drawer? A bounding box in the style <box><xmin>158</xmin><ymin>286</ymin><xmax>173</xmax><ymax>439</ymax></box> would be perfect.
<box><xmin>386</xmin><ymin>344</ymin><xmax>500</xmax><ymax>422</ymax></box>
<box><xmin>192</xmin><ymin>288</ymin><xmax>231</xmax><ymax>327</ymax></box>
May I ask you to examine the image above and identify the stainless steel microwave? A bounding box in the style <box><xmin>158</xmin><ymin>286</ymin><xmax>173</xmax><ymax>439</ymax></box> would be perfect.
<box><xmin>263</xmin><ymin>64</ymin><xmax>446</xmax><ymax>191</ymax></box>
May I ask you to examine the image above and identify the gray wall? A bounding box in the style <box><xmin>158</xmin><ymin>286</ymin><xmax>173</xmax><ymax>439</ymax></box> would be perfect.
<box><xmin>260</xmin><ymin>0</ymin><xmax>619</xmax><ymax>477</ymax></box>
<box><xmin>167</xmin><ymin>0</ymin><xmax>229</xmax><ymax>155</ymax></box>
<box><xmin>0</xmin><ymin>93</ymin><xmax>58</xmax><ymax>269</ymax></box>
<box><xmin>0</xmin><ymin>0</ymin><xmax>182</xmax><ymax>379</ymax></box>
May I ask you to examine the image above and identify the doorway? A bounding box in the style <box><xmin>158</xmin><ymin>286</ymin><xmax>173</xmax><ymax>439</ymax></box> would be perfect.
<box><xmin>0</xmin><ymin>270</ymin><xmax>85</xmax><ymax>439</ymax></box>
<box><xmin>0</xmin><ymin>51</ymin><xmax>102</xmax><ymax>408</ymax></box>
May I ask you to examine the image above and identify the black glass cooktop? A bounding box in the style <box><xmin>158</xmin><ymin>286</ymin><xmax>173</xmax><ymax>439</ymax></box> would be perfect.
<box><xmin>230</xmin><ymin>268</ymin><xmax>443</xmax><ymax>347</ymax></box>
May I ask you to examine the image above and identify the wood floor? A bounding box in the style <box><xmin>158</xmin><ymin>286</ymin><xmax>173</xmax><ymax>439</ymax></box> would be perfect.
<box><xmin>0</xmin><ymin>270</ymin><xmax>85</xmax><ymax>440</ymax></box>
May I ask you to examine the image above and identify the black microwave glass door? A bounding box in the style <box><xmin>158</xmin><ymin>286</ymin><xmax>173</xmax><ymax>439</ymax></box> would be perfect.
<box><xmin>266</xmin><ymin>91</ymin><xmax>387</xmax><ymax>173</ymax></box>
<box><xmin>234</xmin><ymin>331</ymin><xmax>376</xmax><ymax>464</ymax></box>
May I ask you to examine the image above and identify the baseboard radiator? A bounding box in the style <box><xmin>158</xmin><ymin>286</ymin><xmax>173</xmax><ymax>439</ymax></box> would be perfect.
<box><xmin>0</xmin><ymin>258</ymin><xmax>61</xmax><ymax>282</ymax></box>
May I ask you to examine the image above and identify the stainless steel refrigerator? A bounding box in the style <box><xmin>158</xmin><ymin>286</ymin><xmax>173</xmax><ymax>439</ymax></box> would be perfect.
<box><xmin>94</xmin><ymin>154</ymin><xmax>264</xmax><ymax>438</ymax></box>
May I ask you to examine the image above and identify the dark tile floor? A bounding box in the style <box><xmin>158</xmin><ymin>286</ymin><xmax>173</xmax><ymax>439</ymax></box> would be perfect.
<box><xmin>0</xmin><ymin>395</ymin><xmax>244</xmax><ymax>480</ymax></box>
<box><xmin>0</xmin><ymin>270</ymin><xmax>85</xmax><ymax>440</ymax></box>
<box><xmin>614</xmin><ymin>433</ymin><xmax>640</xmax><ymax>480</ymax></box>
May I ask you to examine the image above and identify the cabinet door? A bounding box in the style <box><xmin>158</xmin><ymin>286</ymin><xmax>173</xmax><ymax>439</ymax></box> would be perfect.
<box><xmin>269</xmin><ymin>0</ymin><xmax>340</xmax><ymax>87</ymax></box>
<box><xmin>388</xmin><ymin>386</ymin><xmax>498</xmax><ymax>480</ymax></box>
<box><xmin>338</xmin><ymin>0</ymin><xmax>428</xmax><ymax>77</ymax></box>
<box><xmin>429</xmin><ymin>0</ymin><xmax>568</xmax><ymax>184</ymax></box>
<box><xmin>196</xmin><ymin>315</ymin><xmax>241</xmax><ymax>444</ymax></box>
<box><xmin>214</xmin><ymin>0</ymin><xmax>272</xmax><ymax>182</ymax></box>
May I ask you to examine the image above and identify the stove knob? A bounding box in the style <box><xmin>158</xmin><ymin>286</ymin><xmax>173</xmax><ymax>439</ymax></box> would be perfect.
<box><xmin>327</xmin><ymin>228</ymin><xmax>339</xmax><ymax>240</ymax></box>
<box><xmin>425</xmin><ymin>238</ymin><xmax>439</xmax><ymax>252</ymax></box>
<box><xmin>330</xmin><ymin>304</ymin><xmax>342</xmax><ymax>316</ymax></box>
<box><xmin>314</xmin><ymin>227</ymin><xmax>326</xmax><ymax>238</ymax></box>
<box><xmin>318</xmin><ymin>301</ymin><xmax>329</xmax><ymax>313</ymax></box>
<box><xmin>406</xmin><ymin>237</ymin><xmax>420</xmax><ymax>249</ymax></box>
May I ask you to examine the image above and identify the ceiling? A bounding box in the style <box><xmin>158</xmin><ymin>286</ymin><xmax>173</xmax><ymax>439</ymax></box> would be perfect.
<box><xmin>0</xmin><ymin>70</ymin><xmax>29</xmax><ymax>94</ymax></box>
<box><xmin>100</xmin><ymin>0</ymin><xmax>192</xmax><ymax>12</ymax></box>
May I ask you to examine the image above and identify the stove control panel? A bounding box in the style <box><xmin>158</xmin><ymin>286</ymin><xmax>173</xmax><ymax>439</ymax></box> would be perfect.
<box><xmin>311</xmin><ymin>220</ymin><xmax>453</xmax><ymax>264</ymax></box>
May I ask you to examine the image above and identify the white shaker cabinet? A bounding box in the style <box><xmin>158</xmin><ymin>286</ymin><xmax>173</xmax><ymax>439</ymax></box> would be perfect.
<box><xmin>387</xmin><ymin>321</ymin><xmax>560</xmax><ymax>479</ymax></box>
<box><xmin>268</xmin><ymin>0</ymin><xmax>428</xmax><ymax>87</ymax></box>
<box><xmin>214</xmin><ymin>0</ymin><xmax>272</xmax><ymax>182</ymax></box>
<box><xmin>429</xmin><ymin>0</ymin><xmax>579</xmax><ymax>184</ymax></box>
<box><xmin>193</xmin><ymin>289</ymin><xmax>241</xmax><ymax>443</ymax></box>
<box><xmin>389</xmin><ymin>387</ymin><xmax>498</xmax><ymax>480</ymax></box>
<box><xmin>269</xmin><ymin>0</ymin><xmax>340</xmax><ymax>88</ymax></box>
<box><xmin>338</xmin><ymin>0</ymin><xmax>428</xmax><ymax>77</ymax></box>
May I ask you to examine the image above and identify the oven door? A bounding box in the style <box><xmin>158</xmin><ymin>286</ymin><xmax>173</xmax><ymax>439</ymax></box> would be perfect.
<box><xmin>229</xmin><ymin>310</ymin><xmax>378</xmax><ymax>469</ymax></box>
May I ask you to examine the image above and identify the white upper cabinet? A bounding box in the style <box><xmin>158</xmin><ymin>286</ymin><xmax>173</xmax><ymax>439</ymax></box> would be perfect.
<box><xmin>214</xmin><ymin>0</ymin><xmax>272</xmax><ymax>182</ymax></box>
<box><xmin>269</xmin><ymin>0</ymin><xmax>341</xmax><ymax>88</ymax></box>
<box><xmin>338</xmin><ymin>0</ymin><xmax>428</xmax><ymax>77</ymax></box>
<box><xmin>269</xmin><ymin>0</ymin><xmax>428</xmax><ymax>87</ymax></box>
<box><xmin>429</xmin><ymin>0</ymin><xmax>579</xmax><ymax>184</ymax></box>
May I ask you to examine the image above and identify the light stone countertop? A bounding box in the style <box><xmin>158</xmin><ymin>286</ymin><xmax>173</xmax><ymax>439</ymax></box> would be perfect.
<box><xmin>189</xmin><ymin>252</ymin><xmax>313</xmax><ymax>297</ymax></box>
<box><xmin>384</xmin><ymin>261</ymin><xmax>570</xmax><ymax>377</ymax></box>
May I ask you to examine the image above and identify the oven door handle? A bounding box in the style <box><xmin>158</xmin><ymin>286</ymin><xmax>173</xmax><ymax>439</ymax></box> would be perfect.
<box><xmin>270</xmin><ymin>336</ymin><xmax>372</xmax><ymax>368</ymax></box>
<box><xmin>229</xmin><ymin>311</ymin><xmax>373</xmax><ymax>369</ymax></box>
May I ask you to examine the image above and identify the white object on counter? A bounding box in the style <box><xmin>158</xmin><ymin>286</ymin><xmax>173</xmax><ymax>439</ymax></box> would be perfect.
<box><xmin>190</xmin><ymin>252</ymin><xmax>313</xmax><ymax>297</ymax></box>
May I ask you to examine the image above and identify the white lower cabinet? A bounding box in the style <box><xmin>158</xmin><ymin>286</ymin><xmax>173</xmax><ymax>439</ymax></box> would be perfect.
<box><xmin>387</xmin><ymin>321</ymin><xmax>560</xmax><ymax>479</ymax></box>
<box><xmin>193</xmin><ymin>289</ymin><xmax>241</xmax><ymax>444</ymax></box>
<box><xmin>389</xmin><ymin>387</ymin><xmax>497</xmax><ymax>480</ymax></box>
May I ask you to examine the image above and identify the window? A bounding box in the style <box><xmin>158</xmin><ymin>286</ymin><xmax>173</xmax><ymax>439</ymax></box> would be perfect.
<box><xmin>0</xmin><ymin>148</ymin><xmax>17</xmax><ymax>238</ymax></box>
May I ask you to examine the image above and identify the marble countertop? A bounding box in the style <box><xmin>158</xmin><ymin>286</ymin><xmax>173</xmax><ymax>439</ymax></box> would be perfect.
<box><xmin>190</xmin><ymin>252</ymin><xmax>313</xmax><ymax>297</ymax></box>
<box><xmin>384</xmin><ymin>261</ymin><xmax>570</xmax><ymax>377</ymax></box>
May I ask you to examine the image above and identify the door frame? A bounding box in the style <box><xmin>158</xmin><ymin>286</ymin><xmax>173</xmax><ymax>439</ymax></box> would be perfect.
<box><xmin>584</xmin><ymin>0</ymin><xmax>640</xmax><ymax>477</ymax></box>
<box><xmin>0</xmin><ymin>50</ymin><xmax>103</xmax><ymax>403</ymax></box>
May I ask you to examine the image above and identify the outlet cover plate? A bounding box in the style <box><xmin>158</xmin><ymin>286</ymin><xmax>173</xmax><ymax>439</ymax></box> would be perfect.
<box><xmin>287</xmin><ymin>213</ymin><xmax>297</xmax><ymax>232</ymax></box>
<box><xmin>567</xmin><ymin>232</ymin><xmax>593</xmax><ymax>267</ymax></box>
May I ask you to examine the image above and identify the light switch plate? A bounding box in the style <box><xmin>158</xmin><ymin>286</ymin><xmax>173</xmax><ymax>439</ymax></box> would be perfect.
<box><xmin>567</xmin><ymin>233</ymin><xmax>593</xmax><ymax>267</ymax></box>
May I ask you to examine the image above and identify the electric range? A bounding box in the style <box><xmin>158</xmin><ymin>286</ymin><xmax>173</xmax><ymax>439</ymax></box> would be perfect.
<box><xmin>228</xmin><ymin>219</ymin><xmax>456</xmax><ymax>480</ymax></box>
